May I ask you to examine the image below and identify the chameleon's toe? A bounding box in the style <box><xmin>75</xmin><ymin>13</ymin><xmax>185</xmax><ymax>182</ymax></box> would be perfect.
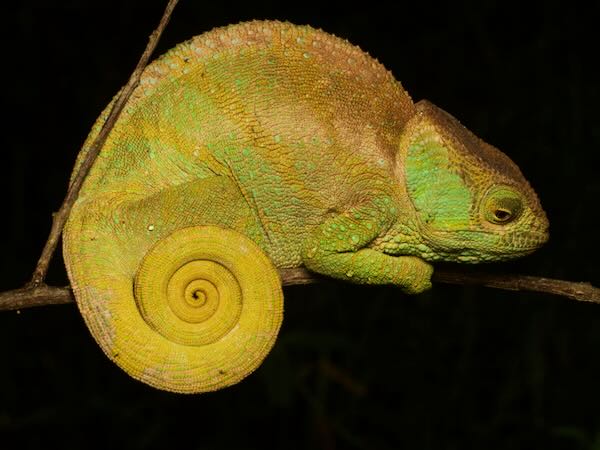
<box><xmin>395</xmin><ymin>256</ymin><xmax>434</xmax><ymax>294</ymax></box>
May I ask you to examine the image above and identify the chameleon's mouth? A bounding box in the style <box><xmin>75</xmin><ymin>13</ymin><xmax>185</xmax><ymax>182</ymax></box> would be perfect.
<box><xmin>416</xmin><ymin>226</ymin><xmax>549</xmax><ymax>263</ymax></box>
<box><xmin>501</xmin><ymin>229</ymin><xmax>549</xmax><ymax>254</ymax></box>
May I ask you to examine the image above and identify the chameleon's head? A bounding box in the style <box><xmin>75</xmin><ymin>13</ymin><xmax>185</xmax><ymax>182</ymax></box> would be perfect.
<box><xmin>398</xmin><ymin>100</ymin><xmax>549</xmax><ymax>263</ymax></box>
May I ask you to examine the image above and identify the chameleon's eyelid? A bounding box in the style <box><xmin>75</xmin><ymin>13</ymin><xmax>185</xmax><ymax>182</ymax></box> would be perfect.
<box><xmin>481</xmin><ymin>186</ymin><xmax>524</xmax><ymax>225</ymax></box>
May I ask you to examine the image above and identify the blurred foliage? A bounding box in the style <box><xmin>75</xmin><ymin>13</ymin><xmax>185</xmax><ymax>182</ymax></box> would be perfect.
<box><xmin>1</xmin><ymin>0</ymin><xmax>599</xmax><ymax>449</ymax></box>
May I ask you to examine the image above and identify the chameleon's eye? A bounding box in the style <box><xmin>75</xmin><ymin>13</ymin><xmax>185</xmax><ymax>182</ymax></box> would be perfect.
<box><xmin>482</xmin><ymin>186</ymin><xmax>523</xmax><ymax>225</ymax></box>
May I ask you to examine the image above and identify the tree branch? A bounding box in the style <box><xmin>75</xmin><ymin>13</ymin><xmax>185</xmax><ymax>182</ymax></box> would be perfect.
<box><xmin>4</xmin><ymin>1</ymin><xmax>596</xmax><ymax>316</ymax></box>
<box><xmin>430</xmin><ymin>269</ymin><xmax>600</xmax><ymax>303</ymax></box>
<box><xmin>29</xmin><ymin>0</ymin><xmax>180</xmax><ymax>286</ymax></box>
<box><xmin>1</xmin><ymin>268</ymin><xmax>598</xmax><ymax>312</ymax></box>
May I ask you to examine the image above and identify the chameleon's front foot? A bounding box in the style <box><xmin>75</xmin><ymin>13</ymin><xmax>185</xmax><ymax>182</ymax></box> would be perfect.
<box><xmin>303</xmin><ymin>246</ymin><xmax>433</xmax><ymax>293</ymax></box>
<box><xmin>302</xmin><ymin>201</ymin><xmax>434</xmax><ymax>294</ymax></box>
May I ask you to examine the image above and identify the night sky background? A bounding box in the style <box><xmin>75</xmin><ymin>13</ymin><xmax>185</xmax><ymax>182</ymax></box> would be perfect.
<box><xmin>1</xmin><ymin>1</ymin><xmax>599</xmax><ymax>449</ymax></box>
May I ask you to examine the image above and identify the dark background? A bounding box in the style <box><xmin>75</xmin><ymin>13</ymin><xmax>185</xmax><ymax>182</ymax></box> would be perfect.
<box><xmin>1</xmin><ymin>0</ymin><xmax>599</xmax><ymax>449</ymax></box>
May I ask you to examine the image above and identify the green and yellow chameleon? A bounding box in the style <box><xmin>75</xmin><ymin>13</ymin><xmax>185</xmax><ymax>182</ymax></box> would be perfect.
<box><xmin>63</xmin><ymin>21</ymin><xmax>549</xmax><ymax>393</ymax></box>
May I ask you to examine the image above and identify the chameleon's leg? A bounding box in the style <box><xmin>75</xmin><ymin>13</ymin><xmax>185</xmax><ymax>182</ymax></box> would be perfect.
<box><xmin>301</xmin><ymin>200</ymin><xmax>433</xmax><ymax>294</ymax></box>
<box><xmin>116</xmin><ymin>176</ymin><xmax>269</xmax><ymax>246</ymax></box>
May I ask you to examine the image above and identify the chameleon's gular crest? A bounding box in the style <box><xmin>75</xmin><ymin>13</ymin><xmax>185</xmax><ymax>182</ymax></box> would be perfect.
<box><xmin>400</xmin><ymin>100</ymin><xmax>549</xmax><ymax>262</ymax></box>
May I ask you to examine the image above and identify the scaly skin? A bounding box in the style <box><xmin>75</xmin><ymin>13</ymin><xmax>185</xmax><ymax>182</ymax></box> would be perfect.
<box><xmin>63</xmin><ymin>20</ymin><xmax>549</xmax><ymax>393</ymax></box>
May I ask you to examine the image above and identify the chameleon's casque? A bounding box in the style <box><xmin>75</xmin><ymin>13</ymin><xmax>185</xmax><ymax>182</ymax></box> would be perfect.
<box><xmin>63</xmin><ymin>21</ymin><xmax>549</xmax><ymax>393</ymax></box>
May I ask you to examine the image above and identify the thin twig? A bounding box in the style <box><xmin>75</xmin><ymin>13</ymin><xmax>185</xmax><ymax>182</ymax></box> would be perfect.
<box><xmin>1</xmin><ymin>268</ymin><xmax>598</xmax><ymax>312</ymax></box>
<box><xmin>431</xmin><ymin>269</ymin><xmax>600</xmax><ymax>303</ymax></box>
<box><xmin>29</xmin><ymin>0</ymin><xmax>180</xmax><ymax>286</ymax></box>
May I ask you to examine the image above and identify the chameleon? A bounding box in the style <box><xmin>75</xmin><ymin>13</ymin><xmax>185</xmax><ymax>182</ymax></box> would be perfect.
<box><xmin>63</xmin><ymin>20</ymin><xmax>549</xmax><ymax>393</ymax></box>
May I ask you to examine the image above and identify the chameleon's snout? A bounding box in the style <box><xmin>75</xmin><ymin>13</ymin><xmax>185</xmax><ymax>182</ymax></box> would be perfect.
<box><xmin>529</xmin><ymin>227</ymin><xmax>550</xmax><ymax>249</ymax></box>
<box><xmin>531</xmin><ymin>207</ymin><xmax>550</xmax><ymax>247</ymax></box>
<box><xmin>502</xmin><ymin>222</ymin><xmax>549</xmax><ymax>255</ymax></box>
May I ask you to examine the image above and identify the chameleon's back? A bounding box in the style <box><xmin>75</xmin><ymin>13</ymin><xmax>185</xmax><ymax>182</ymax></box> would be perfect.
<box><xmin>68</xmin><ymin>20</ymin><xmax>415</xmax><ymax>265</ymax></box>
<box><xmin>62</xmin><ymin>21</ymin><xmax>416</xmax><ymax>392</ymax></box>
